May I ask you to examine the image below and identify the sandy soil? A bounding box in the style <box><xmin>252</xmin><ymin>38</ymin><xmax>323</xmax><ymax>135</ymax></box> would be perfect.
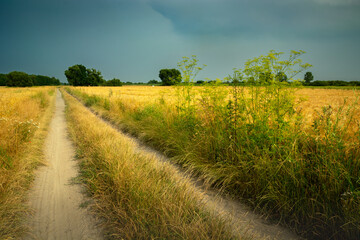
<box><xmin>25</xmin><ymin>90</ymin><xmax>103</xmax><ymax>240</ymax></box>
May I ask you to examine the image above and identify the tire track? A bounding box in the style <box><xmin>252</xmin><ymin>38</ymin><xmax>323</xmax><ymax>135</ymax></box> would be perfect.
<box><xmin>25</xmin><ymin>89</ymin><xmax>103</xmax><ymax>240</ymax></box>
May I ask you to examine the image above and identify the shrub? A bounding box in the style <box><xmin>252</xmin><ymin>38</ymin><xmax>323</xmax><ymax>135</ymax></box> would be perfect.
<box><xmin>6</xmin><ymin>71</ymin><xmax>33</xmax><ymax>87</ymax></box>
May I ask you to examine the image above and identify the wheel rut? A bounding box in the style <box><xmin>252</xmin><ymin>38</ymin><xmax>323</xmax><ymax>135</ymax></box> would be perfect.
<box><xmin>25</xmin><ymin>89</ymin><xmax>103</xmax><ymax>240</ymax></box>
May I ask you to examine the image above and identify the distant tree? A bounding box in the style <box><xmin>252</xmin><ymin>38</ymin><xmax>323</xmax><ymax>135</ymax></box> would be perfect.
<box><xmin>196</xmin><ymin>80</ymin><xmax>205</xmax><ymax>85</ymax></box>
<box><xmin>304</xmin><ymin>72</ymin><xmax>314</xmax><ymax>84</ymax></box>
<box><xmin>32</xmin><ymin>75</ymin><xmax>61</xmax><ymax>86</ymax></box>
<box><xmin>0</xmin><ymin>73</ymin><xmax>7</xmax><ymax>86</ymax></box>
<box><xmin>148</xmin><ymin>79</ymin><xmax>159</xmax><ymax>85</ymax></box>
<box><xmin>51</xmin><ymin>77</ymin><xmax>61</xmax><ymax>85</ymax></box>
<box><xmin>104</xmin><ymin>78</ymin><xmax>122</xmax><ymax>86</ymax></box>
<box><xmin>65</xmin><ymin>64</ymin><xmax>87</xmax><ymax>86</ymax></box>
<box><xmin>6</xmin><ymin>71</ymin><xmax>33</xmax><ymax>87</ymax></box>
<box><xmin>349</xmin><ymin>81</ymin><xmax>360</xmax><ymax>86</ymax></box>
<box><xmin>159</xmin><ymin>69</ymin><xmax>181</xmax><ymax>86</ymax></box>
<box><xmin>65</xmin><ymin>65</ymin><xmax>104</xmax><ymax>86</ymax></box>
<box><xmin>124</xmin><ymin>81</ymin><xmax>133</xmax><ymax>85</ymax></box>
<box><xmin>86</xmin><ymin>68</ymin><xmax>105</xmax><ymax>86</ymax></box>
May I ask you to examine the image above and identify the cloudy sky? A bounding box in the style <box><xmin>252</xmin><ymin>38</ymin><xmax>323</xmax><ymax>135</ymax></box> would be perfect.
<box><xmin>1</xmin><ymin>0</ymin><xmax>359</xmax><ymax>82</ymax></box>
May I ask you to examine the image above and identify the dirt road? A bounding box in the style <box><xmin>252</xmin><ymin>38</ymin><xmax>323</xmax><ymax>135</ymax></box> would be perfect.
<box><xmin>25</xmin><ymin>90</ymin><xmax>102</xmax><ymax>240</ymax></box>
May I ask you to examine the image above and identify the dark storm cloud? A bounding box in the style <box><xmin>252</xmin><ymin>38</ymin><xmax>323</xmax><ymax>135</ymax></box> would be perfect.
<box><xmin>0</xmin><ymin>0</ymin><xmax>183</xmax><ymax>82</ymax></box>
<box><xmin>0</xmin><ymin>0</ymin><xmax>359</xmax><ymax>82</ymax></box>
<box><xmin>148</xmin><ymin>0</ymin><xmax>360</xmax><ymax>39</ymax></box>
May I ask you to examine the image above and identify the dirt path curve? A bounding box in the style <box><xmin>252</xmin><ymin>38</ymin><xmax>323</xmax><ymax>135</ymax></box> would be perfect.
<box><xmin>25</xmin><ymin>90</ymin><xmax>103</xmax><ymax>240</ymax></box>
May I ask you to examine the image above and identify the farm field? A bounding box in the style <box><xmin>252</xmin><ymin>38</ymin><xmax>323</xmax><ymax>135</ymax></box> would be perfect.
<box><xmin>66</xmin><ymin>85</ymin><xmax>360</xmax><ymax>240</ymax></box>
<box><xmin>70</xmin><ymin>85</ymin><xmax>360</xmax><ymax>122</ymax></box>
<box><xmin>0</xmin><ymin>87</ymin><xmax>56</xmax><ymax>239</ymax></box>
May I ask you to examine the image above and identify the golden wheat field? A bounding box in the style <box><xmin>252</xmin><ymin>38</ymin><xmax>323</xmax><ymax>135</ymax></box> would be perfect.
<box><xmin>0</xmin><ymin>87</ymin><xmax>52</xmax><ymax>155</ymax></box>
<box><xmin>75</xmin><ymin>85</ymin><xmax>360</xmax><ymax>124</ymax></box>
<box><xmin>0</xmin><ymin>86</ymin><xmax>56</xmax><ymax>239</ymax></box>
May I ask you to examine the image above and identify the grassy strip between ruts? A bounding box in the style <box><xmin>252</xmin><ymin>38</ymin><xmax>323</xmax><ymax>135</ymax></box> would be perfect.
<box><xmin>0</xmin><ymin>87</ymin><xmax>56</xmax><ymax>239</ymax></box>
<box><xmin>61</xmin><ymin>89</ymin><xmax>240</xmax><ymax>239</ymax></box>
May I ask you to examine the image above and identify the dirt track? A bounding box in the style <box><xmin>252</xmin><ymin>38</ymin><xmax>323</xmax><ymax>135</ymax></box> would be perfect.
<box><xmin>25</xmin><ymin>90</ymin><xmax>102</xmax><ymax>240</ymax></box>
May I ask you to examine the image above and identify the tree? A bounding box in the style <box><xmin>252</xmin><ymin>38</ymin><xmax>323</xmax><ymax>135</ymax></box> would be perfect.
<box><xmin>0</xmin><ymin>73</ymin><xmax>7</xmax><ymax>86</ymax></box>
<box><xmin>304</xmin><ymin>71</ymin><xmax>314</xmax><ymax>84</ymax></box>
<box><xmin>64</xmin><ymin>64</ymin><xmax>87</xmax><ymax>86</ymax></box>
<box><xmin>196</xmin><ymin>80</ymin><xmax>205</xmax><ymax>85</ymax></box>
<box><xmin>64</xmin><ymin>65</ymin><xmax>104</xmax><ymax>86</ymax></box>
<box><xmin>6</xmin><ymin>71</ymin><xmax>33</xmax><ymax>87</ymax></box>
<box><xmin>86</xmin><ymin>68</ymin><xmax>105</xmax><ymax>86</ymax></box>
<box><xmin>148</xmin><ymin>79</ymin><xmax>159</xmax><ymax>85</ymax></box>
<box><xmin>31</xmin><ymin>75</ymin><xmax>61</xmax><ymax>86</ymax></box>
<box><xmin>159</xmin><ymin>69</ymin><xmax>181</xmax><ymax>86</ymax></box>
<box><xmin>104</xmin><ymin>78</ymin><xmax>122</xmax><ymax>86</ymax></box>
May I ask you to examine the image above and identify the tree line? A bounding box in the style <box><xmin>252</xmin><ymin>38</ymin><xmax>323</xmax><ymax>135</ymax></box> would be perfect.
<box><xmin>0</xmin><ymin>72</ymin><xmax>60</xmax><ymax>87</ymax></box>
<box><xmin>64</xmin><ymin>64</ymin><xmax>122</xmax><ymax>86</ymax></box>
<box><xmin>64</xmin><ymin>63</ymin><xmax>359</xmax><ymax>87</ymax></box>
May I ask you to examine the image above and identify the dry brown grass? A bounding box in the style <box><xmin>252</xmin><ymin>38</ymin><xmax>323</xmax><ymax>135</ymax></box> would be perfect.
<box><xmin>0</xmin><ymin>87</ymin><xmax>56</xmax><ymax>239</ymax></box>
<box><xmin>67</xmin><ymin>85</ymin><xmax>360</xmax><ymax>239</ymax></box>
<box><xmin>73</xmin><ymin>85</ymin><xmax>360</xmax><ymax>126</ymax></box>
<box><xmin>62</xmin><ymin>89</ymin><xmax>241</xmax><ymax>239</ymax></box>
<box><xmin>297</xmin><ymin>88</ymin><xmax>358</xmax><ymax>114</ymax></box>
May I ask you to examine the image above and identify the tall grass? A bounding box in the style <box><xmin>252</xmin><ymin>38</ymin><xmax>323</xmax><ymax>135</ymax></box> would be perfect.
<box><xmin>65</xmin><ymin>82</ymin><xmax>360</xmax><ymax>239</ymax></box>
<box><xmin>0</xmin><ymin>87</ymin><xmax>55</xmax><ymax>239</ymax></box>
<box><xmin>64</xmin><ymin>49</ymin><xmax>359</xmax><ymax>239</ymax></box>
<box><xmin>62</xmin><ymin>89</ymin><xmax>238</xmax><ymax>239</ymax></box>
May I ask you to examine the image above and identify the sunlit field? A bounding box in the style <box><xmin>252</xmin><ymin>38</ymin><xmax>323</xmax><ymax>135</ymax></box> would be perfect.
<box><xmin>0</xmin><ymin>87</ymin><xmax>55</xmax><ymax>239</ymax></box>
<box><xmin>73</xmin><ymin>85</ymin><xmax>359</xmax><ymax>111</ymax></box>
<box><xmin>74</xmin><ymin>85</ymin><xmax>360</xmax><ymax>132</ymax></box>
<box><xmin>66</xmin><ymin>84</ymin><xmax>360</xmax><ymax>240</ymax></box>
<box><xmin>62</xmin><ymin>89</ymin><xmax>238</xmax><ymax>239</ymax></box>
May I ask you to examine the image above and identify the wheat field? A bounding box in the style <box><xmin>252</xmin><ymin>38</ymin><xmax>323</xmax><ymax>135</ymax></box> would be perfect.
<box><xmin>0</xmin><ymin>87</ymin><xmax>55</xmax><ymax>239</ymax></box>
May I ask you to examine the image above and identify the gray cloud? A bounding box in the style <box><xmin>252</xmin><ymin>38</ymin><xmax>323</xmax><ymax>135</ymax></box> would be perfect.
<box><xmin>148</xmin><ymin>0</ymin><xmax>360</xmax><ymax>39</ymax></box>
<box><xmin>0</xmin><ymin>0</ymin><xmax>359</xmax><ymax>82</ymax></box>
<box><xmin>312</xmin><ymin>0</ymin><xmax>360</xmax><ymax>6</ymax></box>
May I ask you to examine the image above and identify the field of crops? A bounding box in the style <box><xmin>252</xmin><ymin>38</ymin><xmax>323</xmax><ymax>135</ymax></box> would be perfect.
<box><xmin>66</xmin><ymin>85</ymin><xmax>360</xmax><ymax>239</ymax></box>
<box><xmin>0</xmin><ymin>87</ymin><xmax>55</xmax><ymax>238</ymax></box>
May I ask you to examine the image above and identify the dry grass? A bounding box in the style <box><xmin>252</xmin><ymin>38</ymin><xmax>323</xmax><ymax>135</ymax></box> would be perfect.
<box><xmin>296</xmin><ymin>88</ymin><xmax>359</xmax><ymax>134</ymax></box>
<box><xmin>73</xmin><ymin>86</ymin><xmax>360</xmax><ymax>120</ymax></box>
<box><xmin>0</xmin><ymin>87</ymin><xmax>56</xmax><ymax>239</ymax></box>
<box><xmin>66</xmin><ymin>85</ymin><xmax>360</xmax><ymax>239</ymax></box>
<box><xmin>62</xmin><ymin>89</ymin><xmax>239</xmax><ymax>239</ymax></box>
